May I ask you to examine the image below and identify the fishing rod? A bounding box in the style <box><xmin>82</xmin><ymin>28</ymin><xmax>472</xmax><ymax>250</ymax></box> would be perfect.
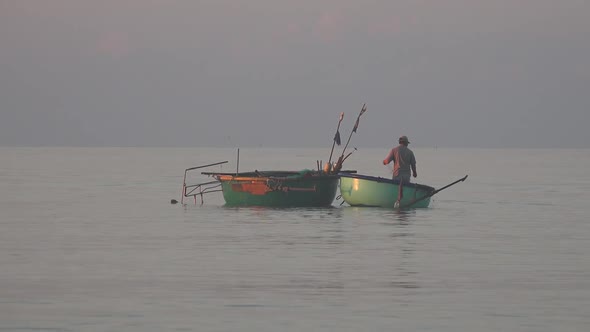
<box><xmin>332</xmin><ymin>104</ymin><xmax>366</xmax><ymax>173</ymax></box>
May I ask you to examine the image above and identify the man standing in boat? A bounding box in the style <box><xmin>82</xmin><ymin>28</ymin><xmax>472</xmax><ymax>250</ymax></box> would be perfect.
<box><xmin>383</xmin><ymin>135</ymin><xmax>417</xmax><ymax>183</ymax></box>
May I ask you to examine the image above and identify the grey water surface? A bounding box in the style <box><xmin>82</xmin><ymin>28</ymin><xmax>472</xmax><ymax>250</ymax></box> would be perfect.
<box><xmin>1</xmin><ymin>147</ymin><xmax>589</xmax><ymax>332</ymax></box>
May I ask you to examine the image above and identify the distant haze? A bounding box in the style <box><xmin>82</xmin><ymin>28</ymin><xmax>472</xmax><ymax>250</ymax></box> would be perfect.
<box><xmin>1</xmin><ymin>0</ymin><xmax>589</xmax><ymax>148</ymax></box>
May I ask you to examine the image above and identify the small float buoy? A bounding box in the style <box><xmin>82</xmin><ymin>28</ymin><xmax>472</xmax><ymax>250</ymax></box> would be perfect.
<box><xmin>170</xmin><ymin>199</ymin><xmax>178</xmax><ymax>204</ymax></box>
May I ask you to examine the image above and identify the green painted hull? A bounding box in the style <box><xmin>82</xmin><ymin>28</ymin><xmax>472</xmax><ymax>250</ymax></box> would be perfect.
<box><xmin>216</xmin><ymin>170</ymin><xmax>339</xmax><ymax>207</ymax></box>
<box><xmin>339</xmin><ymin>173</ymin><xmax>435</xmax><ymax>208</ymax></box>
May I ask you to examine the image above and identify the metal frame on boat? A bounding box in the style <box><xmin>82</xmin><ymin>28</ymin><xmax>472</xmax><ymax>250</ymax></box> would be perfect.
<box><xmin>181</xmin><ymin>161</ymin><xmax>228</xmax><ymax>205</ymax></box>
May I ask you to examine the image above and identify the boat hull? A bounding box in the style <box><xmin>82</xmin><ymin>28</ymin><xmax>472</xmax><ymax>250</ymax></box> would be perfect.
<box><xmin>216</xmin><ymin>170</ymin><xmax>339</xmax><ymax>207</ymax></box>
<box><xmin>339</xmin><ymin>173</ymin><xmax>435</xmax><ymax>208</ymax></box>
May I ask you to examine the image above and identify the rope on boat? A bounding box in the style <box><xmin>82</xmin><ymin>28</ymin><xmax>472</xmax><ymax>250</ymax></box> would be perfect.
<box><xmin>266</xmin><ymin>178</ymin><xmax>283</xmax><ymax>192</ymax></box>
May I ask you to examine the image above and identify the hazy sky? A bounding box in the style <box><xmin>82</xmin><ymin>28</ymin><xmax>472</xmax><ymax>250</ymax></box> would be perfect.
<box><xmin>1</xmin><ymin>0</ymin><xmax>589</xmax><ymax>148</ymax></box>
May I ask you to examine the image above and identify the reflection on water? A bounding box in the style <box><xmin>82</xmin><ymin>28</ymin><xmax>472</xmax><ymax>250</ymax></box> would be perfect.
<box><xmin>330</xmin><ymin>206</ymin><xmax>421</xmax><ymax>291</ymax></box>
<box><xmin>341</xmin><ymin>205</ymin><xmax>418</xmax><ymax>224</ymax></box>
<box><xmin>384</xmin><ymin>208</ymin><xmax>417</xmax><ymax>224</ymax></box>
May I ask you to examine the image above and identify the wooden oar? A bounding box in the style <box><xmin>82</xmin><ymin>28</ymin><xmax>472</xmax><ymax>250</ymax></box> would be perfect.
<box><xmin>327</xmin><ymin>112</ymin><xmax>344</xmax><ymax>169</ymax></box>
<box><xmin>341</xmin><ymin>104</ymin><xmax>366</xmax><ymax>157</ymax></box>
<box><xmin>400</xmin><ymin>175</ymin><xmax>468</xmax><ymax>209</ymax></box>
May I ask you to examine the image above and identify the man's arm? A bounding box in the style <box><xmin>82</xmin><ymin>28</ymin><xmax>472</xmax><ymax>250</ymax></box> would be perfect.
<box><xmin>411</xmin><ymin>153</ymin><xmax>417</xmax><ymax>177</ymax></box>
<box><xmin>383</xmin><ymin>149</ymin><xmax>394</xmax><ymax>165</ymax></box>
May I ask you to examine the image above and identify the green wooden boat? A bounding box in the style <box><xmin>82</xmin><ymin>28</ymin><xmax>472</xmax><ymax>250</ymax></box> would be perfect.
<box><xmin>339</xmin><ymin>173</ymin><xmax>436</xmax><ymax>208</ymax></box>
<box><xmin>182</xmin><ymin>105</ymin><xmax>369</xmax><ymax>207</ymax></box>
<box><xmin>203</xmin><ymin>170</ymin><xmax>340</xmax><ymax>207</ymax></box>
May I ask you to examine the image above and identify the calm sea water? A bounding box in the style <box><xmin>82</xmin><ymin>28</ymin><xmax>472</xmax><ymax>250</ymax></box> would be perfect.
<box><xmin>1</xmin><ymin>147</ymin><xmax>589</xmax><ymax>332</ymax></box>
